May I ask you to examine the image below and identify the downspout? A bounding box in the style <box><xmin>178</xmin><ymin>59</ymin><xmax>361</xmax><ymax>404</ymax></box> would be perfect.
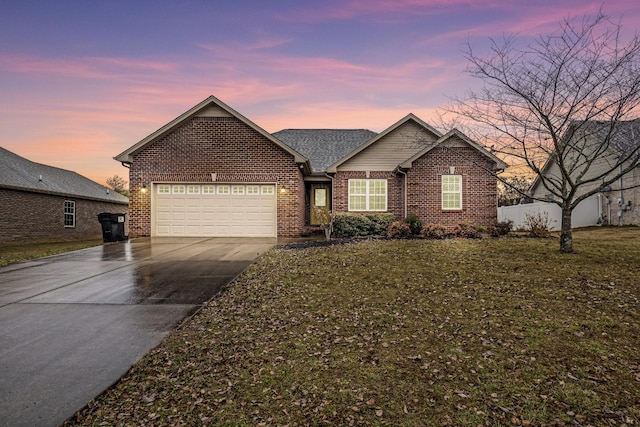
<box><xmin>324</xmin><ymin>172</ymin><xmax>335</xmax><ymax>212</ymax></box>
<box><xmin>618</xmin><ymin>164</ymin><xmax>624</xmax><ymax>226</ymax></box>
<box><xmin>396</xmin><ymin>168</ymin><xmax>408</xmax><ymax>219</ymax></box>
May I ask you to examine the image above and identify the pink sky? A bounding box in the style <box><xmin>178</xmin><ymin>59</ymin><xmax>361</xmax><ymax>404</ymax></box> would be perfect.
<box><xmin>1</xmin><ymin>1</ymin><xmax>639</xmax><ymax>185</ymax></box>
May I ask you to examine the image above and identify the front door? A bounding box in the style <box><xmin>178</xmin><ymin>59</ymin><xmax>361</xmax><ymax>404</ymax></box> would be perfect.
<box><xmin>310</xmin><ymin>184</ymin><xmax>330</xmax><ymax>225</ymax></box>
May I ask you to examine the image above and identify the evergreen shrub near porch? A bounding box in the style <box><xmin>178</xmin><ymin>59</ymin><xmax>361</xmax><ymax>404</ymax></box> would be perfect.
<box><xmin>332</xmin><ymin>213</ymin><xmax>395</xmax><ymax>238</ymax></box>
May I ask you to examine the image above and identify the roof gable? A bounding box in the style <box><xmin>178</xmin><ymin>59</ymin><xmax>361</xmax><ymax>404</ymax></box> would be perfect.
<box><xmin>115</xmin><ymin>95</ymin><xmax>309</xmax><ymax>167</ymax></box>
<box><xmin>529</xmin><ymin>119</ymin><xmax>640</xmax><ymax>195</ymax></box>
<box><xmin>399</xmin><ymin>128</ymin><xmax>508</xmax><ymax>171</ymax></box>
<box><xmin>0</xmin><ymin>146</ymin><xmax>129</xmax><ymax>204</ymax></box>
<box><xmin>272</xmin><ymin>129</ymin><xmax>377</xmax><ymax>172</ymax></box>
<box><xmin>326</xmin><ymin>114</ymin><xmax>442</xmax><ymax>173</ymax></box>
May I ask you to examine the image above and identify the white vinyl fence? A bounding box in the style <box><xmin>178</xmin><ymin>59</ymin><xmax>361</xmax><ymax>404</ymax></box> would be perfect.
<box><xmin>498</xmin><ymin>195</ymin><xmax>602</xmax><ymax>231</ymax></box>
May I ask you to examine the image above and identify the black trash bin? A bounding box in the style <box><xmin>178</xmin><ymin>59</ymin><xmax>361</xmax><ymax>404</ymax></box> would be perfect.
<box><xmin>98</xmin><ymin>213</ymin><xmax>127</xmax><ymax>242</ymax></box>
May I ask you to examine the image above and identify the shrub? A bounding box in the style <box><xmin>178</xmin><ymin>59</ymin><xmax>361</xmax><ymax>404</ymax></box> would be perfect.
<box><xmin>524</xmin><ymin>211</ymin><xmax>551</xmax><ymax>237</ymax></box>
<box><xmin>333</xmin><ymin>213</ymin><xmax>395</xmax><ymax>238</ymax></box>
<box><xmin>404</xmin><ymin>214</ymin><xmax>423</xmax><ymax>235</ymax></box>
<box><xmin>387</xmin><ymin>221</ymin><xmax>412</xmax><ymax>238</ymax></box>
<box><xmin>368</xmin><ymin>213</ymin><xmax>395</xmax><ymax>235</ymax></box>
<box><xmin>420</xmin><ymin>223</ymin><xmax>447</xmax><ymax>239</ymax></box>
<box><xmin>488</xmin><ymin>219</ymin><xmax>513</xmax><ymax>237</ymax></box>
<box><xmin>453</xmin><ymin>222</ymin><xmax>481</xmax><ymax>239</ymax></box>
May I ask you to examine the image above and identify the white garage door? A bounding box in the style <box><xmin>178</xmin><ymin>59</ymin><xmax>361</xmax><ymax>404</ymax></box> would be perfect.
<box><xmin>153</xmin><ymin>183</ymin><xmax>276</xmax><ymax>237</ymax></box>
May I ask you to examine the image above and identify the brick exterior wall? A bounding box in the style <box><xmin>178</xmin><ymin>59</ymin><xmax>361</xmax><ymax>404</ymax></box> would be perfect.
<box><xmin>333</xmin><ymin>171</ymin><xmax>404</xmax><ymax>220</ymax></box>
<box><xmin>331</xmin><ymin>147</ymin><xmax>499</xmax><ymax>230</ymax></box>
<box><xmin>406</xmin><ymin>146</ymin><xmax>498</xmax><ymax>230</ymax></box>
<box><xmin>127</xmin><ymin>116</ymin><xmax>305</xmax><ymax>237</ymax></box>
<box><xmin>0</xmin><ymin>188</ymin><xmax>128</xmax><ymax>244</ymax></box>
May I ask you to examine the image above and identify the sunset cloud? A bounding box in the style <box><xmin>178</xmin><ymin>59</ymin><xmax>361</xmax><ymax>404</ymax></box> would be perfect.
<box><xmin>1</xmin><ymin>1</ymin><xmax>638</xmax><ymax>184</ymax></box>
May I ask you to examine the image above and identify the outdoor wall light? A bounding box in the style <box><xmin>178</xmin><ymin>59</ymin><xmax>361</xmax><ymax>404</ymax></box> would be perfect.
<box><xmin>141</xmin><ymin>184</ymin><xmax>148</xmax><ymax>193</ymax></box>
<box><xmin>279</xmin><ymin>184</ymin><xmax>287</xmax><ymax>193</ymax></box>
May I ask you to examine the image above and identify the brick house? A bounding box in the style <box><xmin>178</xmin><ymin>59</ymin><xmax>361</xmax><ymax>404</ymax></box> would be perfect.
<box><xmin>0</xmin><ymin>147</ymin><xmax>129</xmax><ymax>244</ymax></box>
<box><xmin>116</xmin><ymin>95</ymin><xmax>506</xmax><ymax>238</ymax></box>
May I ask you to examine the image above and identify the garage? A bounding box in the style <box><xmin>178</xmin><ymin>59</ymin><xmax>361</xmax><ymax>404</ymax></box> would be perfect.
<box><xmin>152</xmin><ymin>183</ymin><xmax>276</xmax><ymax>237</ymax></box>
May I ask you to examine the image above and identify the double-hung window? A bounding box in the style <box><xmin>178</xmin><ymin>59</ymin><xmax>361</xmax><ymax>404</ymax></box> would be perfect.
<box><xmin>64</xmin><ymin>201</ymin><xmax>76</xmax><ymax>227</ymax></box>
<box><xmin>442</xmin><ymin>175</ymin><xmax>462</xmax><ymax>210</ymax></box>
<box><xmin>348</xmin><ymin>179</ymin><xmax>387</xmax><ymax>211</ymax></box>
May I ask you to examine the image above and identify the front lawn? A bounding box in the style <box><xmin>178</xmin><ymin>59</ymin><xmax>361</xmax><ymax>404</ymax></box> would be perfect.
<box><xmin>67</xmin><ymin>228</ymin><xmax>640</xmax><ymax>426</ymax></box>
<box><xmin>0</xmin><ymin>239</ymin><xmax>102</xmax><ymax>267</ymax></box>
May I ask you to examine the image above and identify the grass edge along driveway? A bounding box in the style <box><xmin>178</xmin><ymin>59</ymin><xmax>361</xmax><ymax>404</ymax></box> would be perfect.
<box><xmin>66</xmin><ymin>228</ymin><xmax>640</xmax><ymax>426</ymax></box>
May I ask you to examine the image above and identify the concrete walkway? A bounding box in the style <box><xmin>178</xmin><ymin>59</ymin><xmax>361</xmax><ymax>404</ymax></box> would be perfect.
<box><xmin>0</xmin><ymin>237</ymin><xmax>274</xmax><ymax>427</ymax></box>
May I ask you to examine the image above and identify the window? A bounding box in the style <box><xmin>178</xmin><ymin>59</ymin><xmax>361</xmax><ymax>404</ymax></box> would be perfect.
<box><xmin>157</xmin><ymin>185</ymin><xmax>171</xmax><ymax>194</ymax></box>
<box><xmin>64</xmin><ymin>201</ymin><xmax>75</xmax><ymax>227</ymax></box>
<box><xmin>348</xmin><ymin>179</ymin><xmax>387</xmax><ymax>211</ymax></box>
<box><xmin>187</xmin><ymin>185</ymin><xmax>200</xmax><ymax>194</ymax></box>
<box><xmin>246</xmin><ymin>185</ymin><xmax>260</xmax><ymax>195</ymax></box>
<box><xmin>232</xmin><ymin>185</ymin><xmax>245</xmax><ymax>195</ymax></box>
<box><xmin>442</xmin><ymin>175</ymin><xmax>462</xmax><ymax>210</ymax></box>
<box><xmin>172</xmin><ymin>185</ymin><xmax>186</xmax><ymax>194</ymax></box>
<box><xmin>202</xmin><ymin>185</ymin><xmax>215</xmax><ymax>194</ymax></box>
<box><xmin>217</xmin><ymin>185</ymin><xmax>230</xmax><ymax>194</ymax></box>
<box><xmin>261</xmin><ymin>186</ymin><xmax>274</xmax><ymax>195</ymax></box>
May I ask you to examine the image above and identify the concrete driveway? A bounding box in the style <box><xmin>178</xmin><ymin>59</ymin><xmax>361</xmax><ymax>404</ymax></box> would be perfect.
<box><xmin>0</xmin><ymin>237</ymin><xmax>275</xmax><ymax>427</ymax></box>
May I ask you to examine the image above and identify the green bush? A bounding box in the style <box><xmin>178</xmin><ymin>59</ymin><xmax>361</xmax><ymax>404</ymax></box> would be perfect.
<box><xmin>405</xmin><ymin>214</ymin><xmax>423</xmax><ymax>235</ymax></box>
<box><xmin>333</xmin><ymin>213</ymin><xmax>395</xmax><ymax>238</ymax></box>
<box><xmin>420</xmin><ymin>223</ymin><xmax>447</xmax><ymax>239</ymax></box>
<box><xmin>387</xmin><ymin>221</ymin><xmax>411</xmax><ymax>238</ymax></box>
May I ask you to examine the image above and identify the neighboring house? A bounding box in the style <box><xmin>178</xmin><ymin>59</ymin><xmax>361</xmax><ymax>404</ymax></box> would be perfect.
<box><xmin>115</xmin><ymin>95</ymin><xmax>507</xmax><ymax>238</ymax></box>
<box><xmin>528</xmin><ymin>119</ymin><xmax>640</xmax><ymax>226</ymax></box>
<box><xmin>0</xmin><ymin>147</ymin><xmax>129</xmax><ymax>244</ymax></box>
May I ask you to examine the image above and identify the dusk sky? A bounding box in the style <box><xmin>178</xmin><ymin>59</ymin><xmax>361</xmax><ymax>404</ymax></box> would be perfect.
<box><xmin>2</xmin><ymin>1</ymin><xmax>639</xmax><ymax>185</ymax></box>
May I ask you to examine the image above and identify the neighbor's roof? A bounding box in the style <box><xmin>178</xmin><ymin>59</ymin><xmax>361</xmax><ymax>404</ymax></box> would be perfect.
<box><xmin>0</xmin><ymin>146</ymin><xmax>129</xmax><ymax>204</ymax></box>
<box><xmin>584</xmin><ymin>119</ymin><xmax>640</xmax><ymax>156</ymax></box>
<box><xmin>273</xmin><ymin>129</ymin><xmax>377</xmax><ymax>172</ymax></box>
<box><xmin>529</xmin><ymin>118</ymin><xmax>640</xmax><ymax>194</ymax></box>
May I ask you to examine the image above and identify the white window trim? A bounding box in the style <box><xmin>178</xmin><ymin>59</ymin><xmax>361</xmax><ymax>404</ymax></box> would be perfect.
<box><xmin>442</xmin><ymin>174</ymin><xmax>462</xmax><ymax>211</ymax></box>
<box><xmin>64</xmin><ymin>201</ymin><xmax>76</xmax><ymax>228</ymax></box>
<box><xmin>348</xmin><ymin>179</ymin><xmax>387</xmax><ymax>212</ymax></box>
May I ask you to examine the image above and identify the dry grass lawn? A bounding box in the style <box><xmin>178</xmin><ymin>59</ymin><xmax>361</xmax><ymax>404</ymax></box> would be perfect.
<box><xmin>66</xmin><ymin>228</ymin><xmax>640</xmax><ymax>426</ymax></box>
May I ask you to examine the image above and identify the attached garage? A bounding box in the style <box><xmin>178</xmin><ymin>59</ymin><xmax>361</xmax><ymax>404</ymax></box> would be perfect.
<box><xmin>152</xmin><ymin>183</ymin><xmax>276</xmax><ymax>237</ymax></box>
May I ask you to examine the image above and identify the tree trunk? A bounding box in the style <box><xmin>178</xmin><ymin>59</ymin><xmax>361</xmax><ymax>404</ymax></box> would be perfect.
<box><xmin>560</xmin><ymin>205</ymin><xmax>573</xmax><ymax>253</ymax></box>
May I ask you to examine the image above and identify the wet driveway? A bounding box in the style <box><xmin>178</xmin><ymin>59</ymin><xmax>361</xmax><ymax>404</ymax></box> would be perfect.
<box><xmin>0</xmin><ymin>237</ymin><xmax>275</xmax><ymax>427</ymax></box>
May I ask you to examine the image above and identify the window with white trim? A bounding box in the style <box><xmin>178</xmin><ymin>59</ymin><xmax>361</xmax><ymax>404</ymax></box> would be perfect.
<box><xmin>172</xmin><ymin>185</ymin><xmax>186</xmax><ymax>194</ymax></box>
<box><xmin>187</xmin><ymin>185</ymin><xmax>200</xmax><ymax>194</ymax></box>
<box><xmin>202</xmin><ymin>185</ymin><xmax>215</xmax><ymax>194</ymax></box>
<box><xmin>442</xmin><ymin>175</ymin><xmax>462</xmax><ymax>210</ymax></box>
<box><xmin>157</xmin><ymin>185</ymin><xmax>171</xmax><ymax>194</ymax></box>
<box><xmin>232</xmin><ymin>185</ymin><xmax>245</xmax><ymax>195</ymax></box>
<box><xmin>217</xmin><ymin>185</ymin><xmax>230</xmax><ymax>194</ymax></box>
<box><xmin>261</xmin><ymin>185</ymin><xmax>274</xmax><ymax>195</ymax></box>
<box><xmin>348</xmin><ymin>179</ymin><xmax>387</xmax><ymax>211</ymax></box>
<box><xmin>246</xmin><ymin>185</ymin><xmax>260</xmax><ymax>195</ymax></box>
<box><xmin>64</xmin><ymin>201</ymin><xmax>75</xmax><ymax>227</ymax></box>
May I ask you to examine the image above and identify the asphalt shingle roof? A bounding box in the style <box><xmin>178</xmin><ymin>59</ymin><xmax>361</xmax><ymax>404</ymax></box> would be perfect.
<box><xmin>589</xmin><ymin>119</ymin><xmax>640</xmax><ymax>158</ymax></box>
<box><xmin>0</xmin><ymin>146</ymin><xmax>129</xmax><ymax>204</ymax></box>
<box><xmin>272</xmin><ymin>129</ymin><xmax>377</xmax><ymax>172</ymax></box>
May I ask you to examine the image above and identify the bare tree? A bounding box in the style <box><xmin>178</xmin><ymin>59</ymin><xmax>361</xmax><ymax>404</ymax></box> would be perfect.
<box><xmin>106</xmin><ymin>175</ymin><xmax>130</xmax><ymax>197</ymax></box>
<box><xmin>451</xmin><ymin>10</ymin><xmax>640</xmax><ymax>253</ymax></box>
<box><xmin>498</xmin><ymin>176</ymin><xmax>533</xmax><ymax>206</ymax></box>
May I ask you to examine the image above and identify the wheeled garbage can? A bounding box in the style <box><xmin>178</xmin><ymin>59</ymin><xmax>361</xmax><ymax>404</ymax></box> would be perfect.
<box><xmin>97</xmin><ymin>213</ymin><xmax>127</xmax><ymax>242</ymax></box>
